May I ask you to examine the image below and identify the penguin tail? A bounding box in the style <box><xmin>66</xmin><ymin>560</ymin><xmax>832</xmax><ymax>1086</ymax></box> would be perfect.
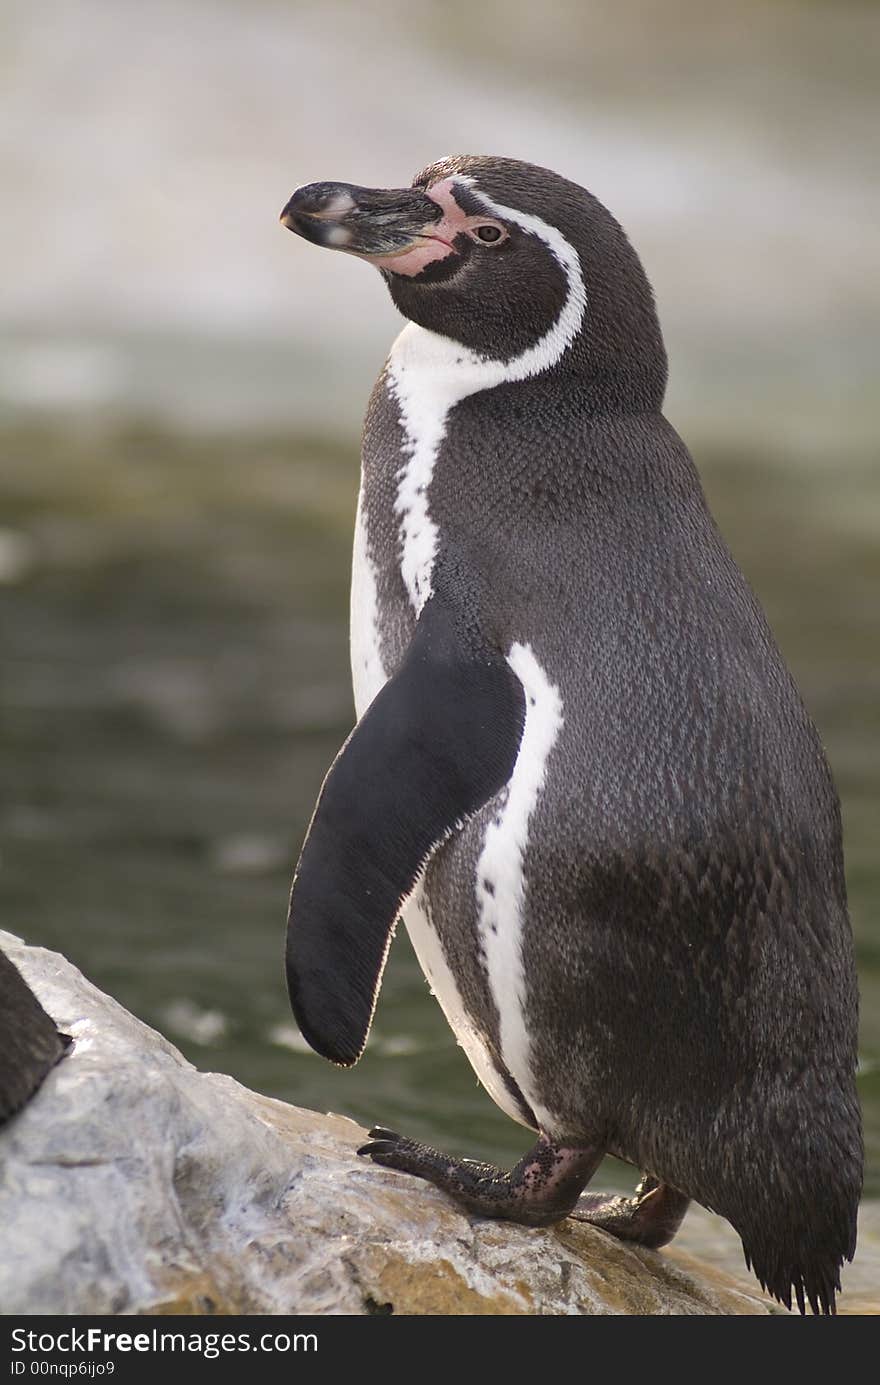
<box><xmin>744</xmin><ymin>1244</ymin><xmax>849</xmax><ymax>1316</ymax></box>
<box><xmin>710</xmin><ymin>1066</ymin><xmax>863</xmax><ymax>1314</ymax></box>
<box><xmin>737</xmin><ymin>1170</ymin><xmax>860</xmax><ymax>1316</ymax></box>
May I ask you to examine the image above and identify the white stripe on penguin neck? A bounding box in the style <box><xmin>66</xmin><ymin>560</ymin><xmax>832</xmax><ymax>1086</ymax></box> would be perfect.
<box><xmin>389</xmin><ymin>177</ymin><xmax>587</xmax><ymax>614</ymax></box>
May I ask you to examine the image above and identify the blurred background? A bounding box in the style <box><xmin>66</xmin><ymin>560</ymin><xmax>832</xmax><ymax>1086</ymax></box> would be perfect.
<box><xmin>1</xmin><ymin>0</ymin><xmax>878</xmax><ymax>1199</ymax></box>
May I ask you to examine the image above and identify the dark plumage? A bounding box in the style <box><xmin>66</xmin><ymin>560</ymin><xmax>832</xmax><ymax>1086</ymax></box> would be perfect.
<box><xmin>281</xmin><ymin>155</ymin><xmax>862</xmax><ymax>1314</ymax></box>
<box><xmin>0</xmin><ymin>946</ymin><xmax>69</xmax><ymax>1125</ymax></box>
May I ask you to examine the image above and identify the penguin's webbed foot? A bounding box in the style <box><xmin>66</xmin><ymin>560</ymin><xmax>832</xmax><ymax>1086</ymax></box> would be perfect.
<box><xmin>357</xmin><ymin>1127</ymin><xmax>601</xmax><ymax>1227</ymax></box>
<box><xmin>570</xmin><ymin>1173</ymin><xmax>690</xmax><ymax>1249</ymax></box>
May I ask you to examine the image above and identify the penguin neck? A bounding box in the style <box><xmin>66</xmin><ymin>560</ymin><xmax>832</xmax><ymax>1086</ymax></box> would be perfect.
<box><xmin>385</xmin><ymin>320</ymin><xmax>663</xmax><ymax>616</ymax></box>
<box><xmin>387</xmin><ymin>319</ymin><xmax>664</xmax><ymax>427</ymax></box>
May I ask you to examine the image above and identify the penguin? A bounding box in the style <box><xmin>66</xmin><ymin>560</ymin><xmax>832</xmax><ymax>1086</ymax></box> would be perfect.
<box><xmin>0</xmin><ymin>945</ymin><xmax>70</xmax><ymax>1125</ymax></box>
<box><xmin>279</xmin><ymin>156</ymin><xmax>862</xmax><ymax>1314</ymax></box>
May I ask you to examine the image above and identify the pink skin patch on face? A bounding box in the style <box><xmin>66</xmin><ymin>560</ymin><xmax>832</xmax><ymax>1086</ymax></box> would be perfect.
<box><xmin>363</xmin><ymin>178</ymin><xmax>501</xmax><ymax>276</ymax></box>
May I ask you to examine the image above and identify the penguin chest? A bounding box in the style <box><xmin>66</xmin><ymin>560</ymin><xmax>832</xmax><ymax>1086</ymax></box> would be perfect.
<box><xmin>350</xmin><ymin>340</ymin><xmax>567</xmax><ymax>1135</ymax></box>
<box><xmin>352</xmin><ymin>321</ymin><xmax>504</xmax><ymax>704</ymax></box>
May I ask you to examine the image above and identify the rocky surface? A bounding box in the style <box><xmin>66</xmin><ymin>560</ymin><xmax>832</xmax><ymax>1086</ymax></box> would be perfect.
<box><xmin>0</xmin><ymin>931</ymin><xmax>869</xmax><ymax>1315</ymax></box>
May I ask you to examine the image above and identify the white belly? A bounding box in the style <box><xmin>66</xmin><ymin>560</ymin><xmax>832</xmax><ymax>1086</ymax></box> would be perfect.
<box><xmin>403</xmin><ymin>887</ymin><xmax>532</xmax><ymax>1129</ymax></box>
<box><xmin>350</xmin><ymin>490</ymin><xmax>387</xmax><ymax>718</ymax></box>
<box><xmin>474</xmin><ymin>643</ymin><xmax>564</xmax><ymax>1133</ymax></box>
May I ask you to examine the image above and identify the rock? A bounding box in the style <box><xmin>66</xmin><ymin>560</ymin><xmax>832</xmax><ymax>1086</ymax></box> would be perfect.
<box><xmin>0</xmin><ymin>931</ymin><xmax>800</xmax><ymax>1314</ymax></box>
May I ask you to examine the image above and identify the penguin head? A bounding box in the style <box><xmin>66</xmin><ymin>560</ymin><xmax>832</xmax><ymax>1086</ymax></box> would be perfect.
<box><xmin>281</xmin><ymin>155</ymin><xmax>666</xmax><ymax>406</ymax></box>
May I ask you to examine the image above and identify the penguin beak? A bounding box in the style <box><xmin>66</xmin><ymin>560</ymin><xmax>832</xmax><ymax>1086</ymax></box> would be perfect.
<box><xmin>279</xmin><ymin>181</ymin><xmax>445</xmax><ymax>259</ymax></box>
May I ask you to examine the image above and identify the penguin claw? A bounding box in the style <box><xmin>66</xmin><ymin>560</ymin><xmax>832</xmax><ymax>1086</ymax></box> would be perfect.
<box><xmin>358</xmin><ymin>1128</ymin><xmax>414</xmax><ymax>1160</ymax></box>
<box><xmin>357</xmin><ymin>1139</ymin><xmax>399</xmax><ymax>1159</ymax></box>
<box><xmin>357</xmin><ymin>1129</ymin><xmax>431</xmax><ymax>1173</ymax></box>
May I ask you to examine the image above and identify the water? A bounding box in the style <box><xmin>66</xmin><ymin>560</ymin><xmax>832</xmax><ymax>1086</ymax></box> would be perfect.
<box><xmin>1</xmin><ymin>420</ymin><xmax>877</xmax><ymax>1192</ymax></box>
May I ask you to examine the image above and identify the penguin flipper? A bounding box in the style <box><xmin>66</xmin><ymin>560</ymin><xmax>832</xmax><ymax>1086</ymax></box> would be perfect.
<box><xmin>286</xmin><ymin>584</ymin><xmax>525</xmax><ymax>1066</ymax></box>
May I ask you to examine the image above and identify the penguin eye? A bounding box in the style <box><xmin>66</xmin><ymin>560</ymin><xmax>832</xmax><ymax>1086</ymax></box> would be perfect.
<box><xmin>469</xmin><ymin>223</ymin><xmax>507</xmax><ymax>246</ymax></box>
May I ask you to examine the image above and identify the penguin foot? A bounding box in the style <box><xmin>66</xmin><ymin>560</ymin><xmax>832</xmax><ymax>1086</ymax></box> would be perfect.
<box><xmin>357</xmin><ymin>1128</ymin><xmax>602</xmax><ymax>1226</ymax></box>
<box><xmin>570</xmin><ymin>1174</ymin><xmax>690</xmax><ymax>1249</ymax></box>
